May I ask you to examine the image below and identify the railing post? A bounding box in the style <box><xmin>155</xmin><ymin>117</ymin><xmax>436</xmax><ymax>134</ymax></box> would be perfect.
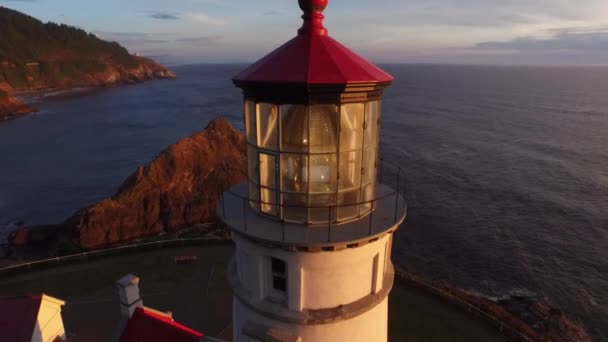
<box><xmin>394</xmin><ymin>167</ymin><xmax>401</xmax><ymax>222</ymax></box>
<box><xmin>368</xmin><ymin>202</ymin><xmax>374</xmax><ymax>236</ymax></box>
<box><xmin>243</xmin><ymin>198</ymin><xmax>248</xmax><ymax>233</ymax></box>
<box><xmin>282</xmin><ymin>219</ymin><xmax>285</xmax><ymax>242</ymax></box>
<box><xmin>220</xmin><ymin>184</ymin><xmax>226</xmax><ymax>219</ymax></box>
<box><xmin>403</xmin><ymin>183</ymin><xmax>407</xmax><ymax>209</ymax></box>
<box><xmin>327</xmin><ymin>206</ymin><xmax>332</xmax><ymax>242</ymax></box>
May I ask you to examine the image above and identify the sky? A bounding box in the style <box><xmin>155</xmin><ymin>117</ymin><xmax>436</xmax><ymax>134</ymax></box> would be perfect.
<box><xmin>2</xmin><ymin>0</ymin><xmax>608</xmax><ymax>66</ymax></box>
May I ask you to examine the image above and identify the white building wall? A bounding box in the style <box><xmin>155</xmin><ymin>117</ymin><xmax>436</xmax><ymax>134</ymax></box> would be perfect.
<box><xmin>232</xmin><ymin>233</ymin><xmax>393</xmax><ymax>342</ymax></box>
<box><xmin>300</xmin><ymin>252</ymin><xmax>375</xmax><ymax>309</ymax></box>
<box><xmin>235</xmin><ymin>296</ymin><xmax>388</xmax><ymax>342</ymax></box>
<box><xmin>31</xmin><ymin>296</ymin><xmax>66</xmax><ymax>342</ymax></box>
<box><xmin>234</xmin><ymin>233</ymin><xmax>390</xmax><ymax>311</ymax></box>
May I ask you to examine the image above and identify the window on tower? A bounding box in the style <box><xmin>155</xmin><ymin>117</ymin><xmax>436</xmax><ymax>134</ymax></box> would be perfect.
<box><xmin>271</xmin><ymin>257</ymin><xmax>287</xmax><ymax>292</ymax></box>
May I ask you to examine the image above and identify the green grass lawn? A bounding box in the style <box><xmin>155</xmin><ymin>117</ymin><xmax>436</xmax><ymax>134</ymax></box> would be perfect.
<box><xmin>0</xmin><ymin>245</ymin><xmax>505</xmax><ymax>342</ymax></box>
<box><xmin>389</xmin><ymin>284</ymin><xmax>505</xmax><ymax>341</ymax></box>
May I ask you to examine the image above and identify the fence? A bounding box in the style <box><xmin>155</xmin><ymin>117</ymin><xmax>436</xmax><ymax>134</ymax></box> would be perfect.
<box><xmin>0</xmin><ymin>237</ymin><xmax>233</xmax><ymax>277</ymax></box>
<box><xmin>0</xmin><ymin>231</ymin><xmax>538</xmax><ymax>340</ymax></box>
<box><xmin>219</xmin><ymin>159</ymin><xmax>408</xmax><ymax>245</ymax></box>
<box><xmin>394</xmin><ymin>267</ymin><xmax>537</xmax><ymax>342</ymax></box>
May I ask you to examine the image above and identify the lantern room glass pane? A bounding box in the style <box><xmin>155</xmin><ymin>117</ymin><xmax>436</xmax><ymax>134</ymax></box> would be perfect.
<box><xmin>259</xmin><ymin>153</ymin><xmax>277</xmax><ymax>190</ymax></box>
<box><xmin>257</xmin><ymin>103</ymin><xmax>279</xmax><ymax>150</ymax></box>
<box><xmin>340</xmin><ymin>103</ymin><xmax>364</xmax><ymax>152</ymax></box>
<box><xmin>309</xmin><ymin>193</ymin><xmax>337</xmax><ymax>223</ymax></box>
<box><xmin>261</xmin><ymin>189</ymin><xmax>277</xmax><ymax>216</ymax></box>
<box><xmin>281</xmin><ymin>105</ymin><xmax>309</xmax><ymax>153</ymax></box>
<box><xmin>281</xmin><ymin>153</ymin><xmax>308</xmax><ymax>193</ymax></box>
<box><xmin>249</xmin><ymin>182</ymin><xmax>260</xmax><ymax>211</ymax></box>
<box><xmin>361</xmin><ymin>182</ymin><xmax>376</xmax><ymax>202</ymax></box>
<box><xmin>337</xmin><ymin>190</ymin><xmax>360</xmax><ymax>221</ymax></box>
<box><xmin>245</xmin><ymin>101</ymin><xmax>257</xmax><ymax>145</ymax></box>
<box><xmin>362</xmin><ymin>146</ymin><xmax>377</xmax><ymax>185</ymax></box>
<box><xmin>339</xmin><ymin>151</ymin><xmax>362</xmax><ymax>191</ymax></box>
<box><xmin>309</xmin><ymin>154</ymin><xmax>338</xmax><ymax>194</ymax></box>
<box><xmin>360</xmin><ymin>182</ymin><xmax>375</xmax><ymax>215</ymax></box>
<box><xmin>309</xmin><ymin>105</ymin><xmax>339</xmax><ymax>153</ymax></box>
<box><xmin>365</xmin><ymin>101</ymin><xmax>380</xmax><ymax>147</ymax></box>
<box><xmin>282</xmin><ymin>193</ymin><xmax>308</xmax><ymax>223</ymax></box>
<box><xmin>247</xmin><ymin>146</ymin><xmax>259</xmax><ymax>184</ymax></box>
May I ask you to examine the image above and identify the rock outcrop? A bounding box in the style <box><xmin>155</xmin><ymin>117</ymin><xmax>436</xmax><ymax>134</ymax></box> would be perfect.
<box><xmin>0</xmin><ymin>91</ymin><xmax>35</xmax><ymax>121</ymax></box>
<box><xmin>95</xmin><ymin>56</ymin><xmax>176</xmax><ymax>85</ymax></box>
<box><xmin>496</xmin><ymin>295</ymin><xmax>590</xmax><ymax>342</ymax></box>
<box><xmin>67</xmin><ymin>117</ymin><xmax>246</xmax><ymax>249</ymax></box>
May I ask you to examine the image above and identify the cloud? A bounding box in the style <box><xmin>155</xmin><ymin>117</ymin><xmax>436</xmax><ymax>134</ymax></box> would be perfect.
<box><xmin>475</xmin><ymin>27</ymin><xmax>608</xmax><ymax>51</ymax></box>
<box><xmin>2</xmin><ymin>0</ymin><xmax>38</xmax><ymax>2</ymax></box>
<box><xmin>148</xmin><ymin>11</ymin><xmax>180</xmax><ymax>20</ymax></box>
<box><xmin>263</xmin><ymin>11</ymin><xmax>282</xmax><ymax>16</ymax></box>
<box><xmin>175</xmin><ymin>36</ymin><xmax>222</xmax><ymax>45</ymax></box>
<box><xmin>184</xmin><ymin>12</ymin><xmax>226</xmax><ymax>26</ymax></box>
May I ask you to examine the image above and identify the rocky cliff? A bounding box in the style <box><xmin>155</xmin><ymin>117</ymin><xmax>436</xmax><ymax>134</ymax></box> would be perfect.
<box><xmin>0</xmin><ymin>6</ymin><xmax>175</xmax><ymax>121</ymax></box>
<box><xmin>65</xmin><ymin>117</ymin><xmax>246</xmax><ymax>249</ymax></box>
<box><xmin>0</xmin><ymin>90</ymin><xmax>35</xmax><ymax>121</ymax></box>
<box><xmin>0</xmin><ymin>56</ymin><xmax>175</xmax><ymax>93</ymax></box>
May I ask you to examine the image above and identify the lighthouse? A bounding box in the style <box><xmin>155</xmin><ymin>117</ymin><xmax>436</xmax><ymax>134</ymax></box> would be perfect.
<box><xmin>219</xmin><ymin>0</ymin><xmax>406</xmax><ymax>341</ymax></box>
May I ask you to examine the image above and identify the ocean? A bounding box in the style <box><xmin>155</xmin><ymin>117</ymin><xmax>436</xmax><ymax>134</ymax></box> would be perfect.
<box><xmin>0</xmin><ymin>64</ymin><xmax>607</xmax><ymax>340</ymax></box>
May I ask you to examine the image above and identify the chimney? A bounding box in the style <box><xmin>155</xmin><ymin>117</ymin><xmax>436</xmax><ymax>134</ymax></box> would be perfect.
<box><xmin>116</xmin><ymin>274</ymin><xmax>143</xmax><ymax>321</ymax></box>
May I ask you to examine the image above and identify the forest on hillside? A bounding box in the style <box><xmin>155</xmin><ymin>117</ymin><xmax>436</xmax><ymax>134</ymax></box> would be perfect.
<box><xmin>0</xmin><ymin>6</ymin><xmax>145</xmax><ymax>90</ymax></box>
<box><xmin>0</xmin><ymin>6</ymin><xmax>133</xmax><ymax>64</ymax></box>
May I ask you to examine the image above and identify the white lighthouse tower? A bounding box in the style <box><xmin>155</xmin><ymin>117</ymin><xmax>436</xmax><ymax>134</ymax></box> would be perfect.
<box><xmin>219</xmin><ymin>1</ymin><xmax>406</xmax><ymax>341</ymax></box>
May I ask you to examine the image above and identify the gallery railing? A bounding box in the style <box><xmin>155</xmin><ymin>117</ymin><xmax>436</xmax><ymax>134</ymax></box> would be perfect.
<box><xmin>219</xmin><ymin>159</ymin><xmax>408</xmax><ymax>244</ymax></box>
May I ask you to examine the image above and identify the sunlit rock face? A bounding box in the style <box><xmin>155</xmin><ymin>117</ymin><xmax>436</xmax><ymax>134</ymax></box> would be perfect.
<box><xmin>95</xmin><ymin>57</ymin><xmax>176</xmax><ymax>86</ymax></box>
<box><xmin>69</xmin><ymin>117</ymin><xmax>246</xmax><ymax>249</ymax></box>
<box><xmin>0</xmin><ymin>92</ymin><xmax>35</xmax><ymax>121</ymax></box>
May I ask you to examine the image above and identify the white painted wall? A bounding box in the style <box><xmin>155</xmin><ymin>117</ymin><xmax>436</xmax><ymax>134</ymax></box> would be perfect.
<box><xmin>232</xmin><ymin>232</ymin><xmax>394</xmax><ymax>341</ymax></box>
<box><xmin>235</xmin><ymin>296</ymin><xmax>388</xmax><ymax>342</ymax></box>
<box><xmin>235</xmin><ymin>233</ymin><xmax>390</xmax><ymax>311</ymax></box>
<box><xmin>31</xmin><ymin>295</ymin><xmax>66</xmax><ymax>342</ymax></box>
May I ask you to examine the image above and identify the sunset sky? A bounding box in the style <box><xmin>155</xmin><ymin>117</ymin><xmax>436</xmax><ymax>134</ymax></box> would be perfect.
<box><xmin>2</xmin><ymin>0</ymin><xmax>608</xmax><ymax>66</ymax></box>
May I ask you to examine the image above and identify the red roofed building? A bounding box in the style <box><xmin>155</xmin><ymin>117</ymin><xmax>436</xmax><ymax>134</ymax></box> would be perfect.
<box><xmin>114</xmin><ymin>274</ymin><xmax>210</xmax><ymax>342</ymax></box>
<box><xmin>119</xmin><ymin>307</ymin><xmax>202</xmax><ymax>342</ymax></box>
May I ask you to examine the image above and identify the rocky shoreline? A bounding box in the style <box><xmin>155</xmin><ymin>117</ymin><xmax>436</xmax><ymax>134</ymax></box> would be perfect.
<box><xmin>394</xmin><ymin>268</ymin><xmax>590</xmax><ymax>342</ymax></box>
<box><xmin>0</xmin><ymin>56</ymin><xmax>175</xmax><ymax>122</ymax></box>
<box><xmin>0</xmin><ymin>6</ymin><xmax>177</xmax><ymax>121</ymax></box>
<box><xmin>0</xmin><ymin>92</ymin><xmax>36</xmax><ymax>121</ymax></box>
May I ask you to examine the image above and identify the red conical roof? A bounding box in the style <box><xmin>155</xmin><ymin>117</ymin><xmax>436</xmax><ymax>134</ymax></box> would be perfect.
<box><xmin>234</xmin><ymin>0</ymin><xmax>393</xmax><ymax>86</ymax></box>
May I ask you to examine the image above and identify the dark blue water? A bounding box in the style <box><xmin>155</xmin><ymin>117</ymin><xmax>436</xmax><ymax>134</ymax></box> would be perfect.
<box><xmin>0</xmin><ymin>64</ymin><xmax>607</xmax><ymax>340</ymax></box>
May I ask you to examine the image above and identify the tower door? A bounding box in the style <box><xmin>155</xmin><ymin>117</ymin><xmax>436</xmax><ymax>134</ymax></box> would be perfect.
<box><xmin>258</xmin><ymin>152</ymin><xmax>279</xmax><ymax>216</ymax></box>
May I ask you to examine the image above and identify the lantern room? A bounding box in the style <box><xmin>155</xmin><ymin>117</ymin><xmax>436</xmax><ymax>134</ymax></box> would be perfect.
<box><xmin>233</xmin><ymin>0</ymin><xmax>394</xmax><ymax>225</ymax></box>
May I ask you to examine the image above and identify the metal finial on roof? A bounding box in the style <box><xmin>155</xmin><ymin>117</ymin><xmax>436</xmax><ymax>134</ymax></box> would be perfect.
<box><xmin>298</xmin><ymin>0</ymin><xmax>328</xmax><ymax>36</ymax></box>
